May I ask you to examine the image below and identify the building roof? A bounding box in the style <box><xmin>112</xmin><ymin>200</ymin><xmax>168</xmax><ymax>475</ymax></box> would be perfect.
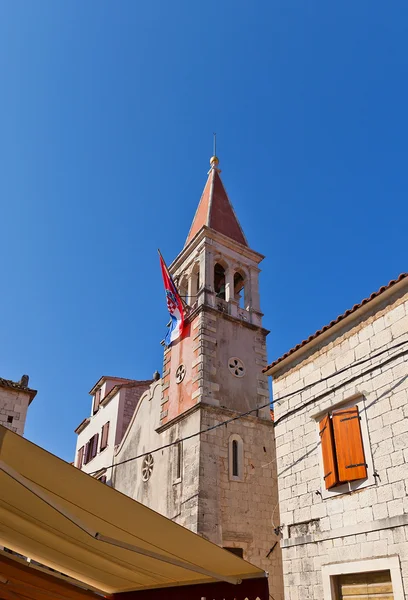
<box><xmin>88</xmin><ymin>375</ymin><xmax>138</xmax><ymax>395</ymax></box>
<box><xmin>0</xmin><ymin>377</ymin><xmax>37</xmax><ymax>404</ymax></box>
<box><xmin>185</xmin><ymin>156</ymin><xmax>248</xmax><ymax>247</ymax></box>
<box><xmin>264</xmin><ymin>272</ymin><xmax>408</xmax><ymax>374</ymax></box>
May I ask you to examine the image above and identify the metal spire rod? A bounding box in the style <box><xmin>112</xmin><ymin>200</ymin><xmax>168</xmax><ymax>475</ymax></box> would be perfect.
<box><xmin>213</xmin><ymin>132</ymin><xmax>217</xmax><ymax>156</ymax></box>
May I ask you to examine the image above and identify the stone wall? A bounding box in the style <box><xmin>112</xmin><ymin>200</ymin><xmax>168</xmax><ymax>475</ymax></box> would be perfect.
<box><xmin>0</xmin><ymin>388</ymin><xmax>30</xmax><ymax>436</ymax></box>
<box><xmin>272</xmin><ymin>286</ymin><xmax>408</xmax><ymax>599</ymax></box>
<box><xmin>199</xmin><ymin>405</ymin><xmax>284</xmax><ymax>600</ymax></box>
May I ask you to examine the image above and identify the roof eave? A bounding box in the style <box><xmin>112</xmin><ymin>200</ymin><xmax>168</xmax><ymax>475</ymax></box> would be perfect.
<box><xmin>265</xmin><ymin>273</ymin><xmax>408</xmax><ymax>377</ymax></box>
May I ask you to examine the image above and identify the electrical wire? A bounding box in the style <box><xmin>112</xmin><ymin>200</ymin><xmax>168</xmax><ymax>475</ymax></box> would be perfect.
<box><xmin>88</xmin><ymin>338</ymin><xmax>408</xmax><ymax>475</ymax></box>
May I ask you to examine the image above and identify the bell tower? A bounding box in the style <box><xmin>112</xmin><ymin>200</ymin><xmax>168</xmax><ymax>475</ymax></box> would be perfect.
<box><xmin>160</xmin><ymin>155</ymin><xmax>270</xmax><ymax>426</ymax></box>
<box><xmin>114</xmin><ymin>154</ymin><xmax>283</xmax><ymax>600</ymax></box>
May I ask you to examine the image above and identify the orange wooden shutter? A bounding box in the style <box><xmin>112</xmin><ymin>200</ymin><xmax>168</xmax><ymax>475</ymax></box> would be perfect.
<box><xmin>319</xmin><ymin>414</ymin><xmax>338</xmax><ymax>489</ymax></box>
<box><xmin>332</xmin><ymin>405</ymin><xmax>367</xmax><ymax>482</ymax></box>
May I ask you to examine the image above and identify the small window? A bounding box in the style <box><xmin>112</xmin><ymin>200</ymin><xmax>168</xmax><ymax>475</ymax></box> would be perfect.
<box><xmin>319</xmin><ymin>405</ymin><xmax>367</xmax><ymax>490</ymax></box>
<box><xmin>93</xmin><ymin>389</ymin><xmax>102</xmax><ymax>414</ymax></box>
<box><xmin>223</xmin><ymin>547</ymin><xmax>244</xmax><ymax>558</ymax></box>
<box><xmin>7</xmin><ymin>415</ymin><xmax>13</xmax><ymax>424</ymax></box>
<box><xmin>100</xmin><ymin>422</ymin><xmax>110</xmax><ymax>451</ymax></box>
<box><xmin>232</xmin><ymin>440</ymin><xmax>239</xmax><ymax>477</ymax></box>
<box><xmin>228</xmin><ymin>434</ymin><xmax>244</xmax><ymax>481</ymax></box>
<box><xmin>174</xmin><ymin>441</ymin><xmax>183</xmax><ymax>481</ymax></box>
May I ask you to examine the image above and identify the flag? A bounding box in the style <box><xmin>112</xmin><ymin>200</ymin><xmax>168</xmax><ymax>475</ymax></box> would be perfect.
<box><xmin>158</xmin><ymin>250</ymin><xmax>185</xmax><ymax>346</ymax></box>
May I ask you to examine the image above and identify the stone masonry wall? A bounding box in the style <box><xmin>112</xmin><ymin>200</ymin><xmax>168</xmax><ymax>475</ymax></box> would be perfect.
<box><xmin>199</xmin><ymin>405</ymin><xmax>284</xmax><ymax>600</ymax></box>
<box><xmin>0</xmin><ymin>388</ymin><xmax>30</xmax><ymax>436</ymax></box>
<box><xmin>272</xmin><ymin>287</ymin><xmax>408</xmax><ymax>599</ymax></box>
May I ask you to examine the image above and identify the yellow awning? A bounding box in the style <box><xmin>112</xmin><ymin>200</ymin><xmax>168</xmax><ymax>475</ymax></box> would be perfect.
<box><xmin>0</xmin><ymin>426</ymin><xmax>265</xmax><ymax>595</ymax></box>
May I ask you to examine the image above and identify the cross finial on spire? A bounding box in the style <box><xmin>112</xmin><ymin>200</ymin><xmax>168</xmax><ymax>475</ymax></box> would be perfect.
<box><xmin>210</xmin><ymin>132</ymin><xmax>220</xmax><ymax>171</ymax></box>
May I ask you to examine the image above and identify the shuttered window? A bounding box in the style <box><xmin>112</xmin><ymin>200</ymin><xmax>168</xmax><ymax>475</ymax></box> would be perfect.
<box><xmin>76</xmin><ymin>446</ymin><xmax>84</xmax><ymax>468</ymax></box>
<box><xmin>84</xmin><ymin>441</ymin><xmax>91</xmax><ymax>464</ymax></box>
<box><xmin>93</xmin><ymin>389</ymin><xmax>101</xmax><ymax>414</ymax></box>
<box><xmin>319</xmin><ymin>405</ymin><xmax>367</xmax><ymax>490</ymax></box>
<box><xmin>100</xmin><ymin>422</ymin><xmax>110</xmax><ymax>451</ymax></box>
<box><xmin>91</xmin><ymin>433</ymin><xmax>99</xmax><ymax>460</ymax></box>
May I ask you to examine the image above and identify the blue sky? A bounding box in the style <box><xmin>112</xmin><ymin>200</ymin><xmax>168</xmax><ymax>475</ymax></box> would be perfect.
<box><xmin>1</xmin><ymin>2</ymin><xmax>407</xmax><ymax>461</ymax></box>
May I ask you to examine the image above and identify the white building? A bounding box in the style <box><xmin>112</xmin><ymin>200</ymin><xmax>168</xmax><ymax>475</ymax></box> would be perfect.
<box><xmin>74</xmin><ymin>375</ymin><xmax>152</xmax><ymax>484</ymax></box>
<box><xmin>265</xmin><ymin>273</ymin><xmax>408</xmax><ymax>599</ymax></box>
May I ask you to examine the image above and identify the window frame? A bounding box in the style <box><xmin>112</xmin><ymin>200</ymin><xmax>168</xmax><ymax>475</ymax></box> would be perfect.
<box><xmin>314</xmin><ymin>395</ymin><xmax>375</xmax><ymax>499</ymax></box>
<box><xmin>321</xmin><ymin>556</ymin><xmax>404</xmax><ymax>600</ymax></box>
<box><xmin>174</xmin><ymin>440</ymin><xmax>183</xmax><ymax>484</ymax></box>
<box><xmin>93</xmin><ymin>389</ymin><xmax>102</xmax><ymax>415</ymax></box>
<box><xmin>100</xmin><ymin>422</ymin><xmax>110</xmax><ymax>451</ymax></box>
<box><xmin>228</xmin><ymin>434</ymin><xmax>244</xmax><ymax>482</ymax></box>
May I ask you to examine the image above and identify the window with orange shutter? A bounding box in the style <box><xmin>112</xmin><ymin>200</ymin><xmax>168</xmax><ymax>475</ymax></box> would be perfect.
<box><xmin>319</xmin><ymin>405</ymin><xmax>367</xmax><ymax>490</ymax></box>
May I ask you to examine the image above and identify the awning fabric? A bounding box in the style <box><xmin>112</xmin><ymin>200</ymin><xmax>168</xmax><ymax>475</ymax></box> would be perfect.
<box><xmin>0</xmin><ymin>426</ymin><xmax>266</xmax><ymax>597</ymax></box>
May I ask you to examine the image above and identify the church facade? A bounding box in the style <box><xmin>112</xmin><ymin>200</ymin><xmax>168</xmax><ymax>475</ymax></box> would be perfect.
<box><xmin>76</xmin><ymin>155</ymin><xmax>284</xmax><ymax>599</ymax></box>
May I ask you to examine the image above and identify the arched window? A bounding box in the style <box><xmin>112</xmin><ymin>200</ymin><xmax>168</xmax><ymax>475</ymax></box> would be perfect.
<box><xmin>178</xmin><ymin>276</ymin><xmax>188</xmax><ymax>305</ymax></box>
<box><xmin>190</xmin><ymin>263</ymin><xmax>200</xmax><ymax>305</ymax></box>
<box><xmin>174</xmin><ymin>440</ymin><xmax>183</xmax><ymax>482</ymax></box>
<box><xmin>232</xmin><ymin>440</ymin><xmax>239</xmax><ymax>477</ymax></box>
<box><xmin>214</xmin><ymin>263</ymin><xmax>226</xmax><ymax>300</ymax></box>
<box><xmin>229</xmin><ymin>434</ymin><xmax>244</xmax><ymax>481</ymax></box>
<box><xmin>234</xmin><ymin>272</ymin><xmax>246</xmax><ymax>309</ymax></box>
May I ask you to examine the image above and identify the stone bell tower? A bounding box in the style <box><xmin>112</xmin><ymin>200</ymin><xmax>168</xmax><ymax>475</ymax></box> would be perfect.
<box><xmin>161</xmin><ymin>155</ymin><xmax>270</xmax><ymax>426</ymax></box>
<box><xmin>158</xmin><ymin>155</ymin><xmax>283</xmax><ymax>600</ymax></box>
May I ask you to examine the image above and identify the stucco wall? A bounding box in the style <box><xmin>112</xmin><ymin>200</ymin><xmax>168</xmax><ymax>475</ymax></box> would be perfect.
<box><xmin>272</xmin><ymin>286</ymin><xmax>408</xmax><ymax>599</ymax></box>
<box><xmin>0</xmin><ymin>388</ymin><xmax>30</xmax><ymax>436</ymax></box>
<box><xmin>113</xmin><ymin>381</ymin><xmax>202</xmax><ymax>531</ymax></box>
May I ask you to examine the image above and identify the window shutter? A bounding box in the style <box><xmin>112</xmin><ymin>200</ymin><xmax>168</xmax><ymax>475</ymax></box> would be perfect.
<box><xmin>77</xmin><ymin>446</ymin><xmax>84</xmax><ymax>468</ymax></box>
<box><xmin>101</xmin><ymin>422</ymin><xmax>109</xmax><ymax>450</ymax></box>
<box><xmin>332</xmin><ymin>405</ymin><xmax>367</xmax><ymax>482</ymax></box>
<box><xmin>84</xmin><ymin>441</ymin><xmax>90</xmax><ymax>464</ymax></box>
<box><xmin>319</xmin><ymin>414</ymin><xmax>338</xmax><ymax>489</ymax></box>
<box><xmin>92</xmin><ymin>433</ymin><xmax>99</xmax><ymax>459</ymax></box>
<box><xmin>93</xmin><ymin>390</ymin><xmax>101</xmax><ymax>414</ymax></box>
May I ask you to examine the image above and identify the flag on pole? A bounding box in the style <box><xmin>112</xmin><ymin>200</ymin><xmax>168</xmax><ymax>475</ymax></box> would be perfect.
<box><xmin>158</xmin><ymin>250</ymin><xmax>185</xmax><ymax>346</ymax></box>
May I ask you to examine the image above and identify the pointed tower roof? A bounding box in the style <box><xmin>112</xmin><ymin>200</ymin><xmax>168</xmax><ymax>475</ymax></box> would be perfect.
<box><xmin>185</xmin><ymin>156</ymin><xmax>248</xmax><ymax>247</ymax></box>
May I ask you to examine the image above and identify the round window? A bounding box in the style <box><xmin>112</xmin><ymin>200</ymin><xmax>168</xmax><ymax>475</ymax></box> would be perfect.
<box><xmin>141</xmin><ymin>454</ymin><xmax>154</xmax><ymax>481</ymax></box>
<box><xmin>175</xmin><ymin>364</ymin><xmax>186</xmax><ymax>384</ymax></box>
<box><xmin>228</xmin><ymin>357</ymin><xmax>245</xmax><ymax>378</ymax></box>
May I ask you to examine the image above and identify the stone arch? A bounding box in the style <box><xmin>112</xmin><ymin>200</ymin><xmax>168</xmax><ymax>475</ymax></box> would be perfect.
<box><xmin>214</xmin><ymin>261</ymin><xmax>227</xmax><ymax>299</ymax></box>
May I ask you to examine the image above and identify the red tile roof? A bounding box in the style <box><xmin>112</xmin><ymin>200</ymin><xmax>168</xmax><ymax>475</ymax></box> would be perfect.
<box><xmin>0</xmin><ymin>377</ymin><xmax>37</xmax><ymax>403</ymax></box>
<box><xmin>264</xmin><ymin>273</ymin><xmax>408</xmax><ymax>373</ymax></box>
<box><xmin>185</xmin><ymin>162</ymin><xmax>248</xmax><ymax>247</ymax></box>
